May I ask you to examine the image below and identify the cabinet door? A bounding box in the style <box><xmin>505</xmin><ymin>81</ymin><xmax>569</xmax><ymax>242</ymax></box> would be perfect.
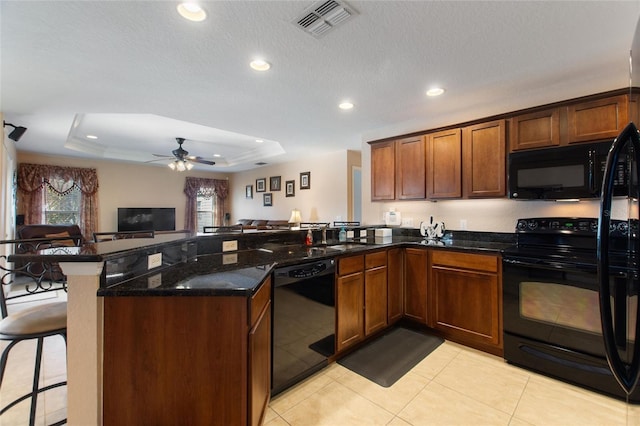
<box><xmin>248</xmin><ymin>301</ymin><xmax>271</xmax><ymax>426</ymax></box>
<box><xmin>365</xmin><ymin>266</ymin><xmax>388</xmax><ymax>336</ymax></box>
<box><xmin>336</xmin><ymin>272</ymin><xmax>364</xmax><ymax>352</ymax></box>
<box><xmin>567</xmin><ymin>95</ymin><xmax>629</xmax><ymax>143</ymax></box>
<box><xmin>387</xmin><ymin>248</ymin><xmax>404</xmax><ymax>324</ymax></box>
<box><xmin>404</xmin><ymin>248</ymin><xmax>428</xmax><ymax>324</ymax></box>
<box><xmin>430</xmin><ymin>266</ymin><xmax>500</xmax><ymax>347</ymax></box>
<box><xmin>371</xmin><ymin>141</ymin><xmax>396</xmax><ymax>200</ymax></box>
<box><xmin>396</xmin><ymin>136</ymin><xmax>426</xmax><ymax>199</ymax></box>
<box><xmin>462</xmin><ymin>120</ymin><xmax>506</xmax><ymax>198</ymax></box>
<box><xmin>510</xmin><ymin>108</ymin><xmax>560</xmax><ymax>151</ymax></box>
<box><xmin>427</xmin><ymin>129</ymin><xmax>461</xmax><ymax>199</ymax></box>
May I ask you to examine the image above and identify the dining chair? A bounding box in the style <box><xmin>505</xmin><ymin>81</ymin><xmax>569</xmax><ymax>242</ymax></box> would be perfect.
<box><xmin>0</xmin><ymin>237</ymin><xmax>72</xmax><ymax>426</ymax></box>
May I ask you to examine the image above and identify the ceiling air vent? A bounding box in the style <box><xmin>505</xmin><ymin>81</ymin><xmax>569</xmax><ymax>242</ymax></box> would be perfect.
<box><xmin>293</xmin><ymin>0</ymin><xmax>357</xmax><ymax>38</ymax></box>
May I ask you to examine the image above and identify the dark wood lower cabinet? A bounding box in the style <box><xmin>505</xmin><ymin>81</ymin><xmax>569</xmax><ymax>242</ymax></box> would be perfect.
<box><xmin>103</xmin><ymin>277</ymin><xmax>271</xmax><ymax>426</ymax></box>
<box><xmin>403</xmin><ymin>248</ymin><xmax>428</xmax><ymax>324</ymax></box>
<box><xmin>429</xmin><ymin>251</ymin><xmax>502</xmax><ymax>355</ymax></box>
<box><xmin>336</xmin><ymin>270</ymin><xmax>365</xmax><ymax>352</ymax></box>
<box><xmin>387</xmin><ymin>248</ymin><xmax>404</xmax><ymax>324</ymax></box>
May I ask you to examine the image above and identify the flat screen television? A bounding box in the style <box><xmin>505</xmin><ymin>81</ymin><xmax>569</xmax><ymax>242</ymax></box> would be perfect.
<box><xmin>117</xmin><ymin>208</ymin><xmax>176</xmax><ymax>232</ymax></box>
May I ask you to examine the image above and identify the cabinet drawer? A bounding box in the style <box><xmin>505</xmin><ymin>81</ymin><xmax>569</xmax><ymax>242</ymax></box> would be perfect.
<box><xmin>339</xmin><ymin>255</ymin><xmax>364</xmax><ymax>276</ymax></box>
<box><xmin>365</xmin><ymin>251</ymin><xmax>387</xmax><ymax>269</ymax></box>
<box><xmin>430</xmin><ymin>251</ymin><xmax>498</xmax><ymax>273</ymax></box>
<box><xmin>251</xmin><ymin>276</ymin><xmax>271</xmax><ymax>326</ymax></box>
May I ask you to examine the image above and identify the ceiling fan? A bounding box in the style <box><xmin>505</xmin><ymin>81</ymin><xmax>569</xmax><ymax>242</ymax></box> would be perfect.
<box><xmin>150</xmin><ymin>137</ymin><xmax>216</xmax><ymax>170</ymax></box>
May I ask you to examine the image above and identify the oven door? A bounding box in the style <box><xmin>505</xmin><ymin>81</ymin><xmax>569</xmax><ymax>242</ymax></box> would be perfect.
<box><xmin>503</xmin><ymin>256</ymin><xmax>640</xmax><ymax>400</ymax></box>
<box><xmin>503</xmin><ymin>257</ymin><xmax>607</xmax><ymax>357</ymax></box>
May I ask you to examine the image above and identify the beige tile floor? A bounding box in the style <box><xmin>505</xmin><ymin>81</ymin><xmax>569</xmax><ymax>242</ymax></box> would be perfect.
<box><xmin>268</xmin><ymin>341</ymin><xmax>640</xmax><ymax>426</ymax></box>
<box><xmin>2</xmin><ymin>291</ymin><xmax>640</xmax><ymax>426</ymax></box>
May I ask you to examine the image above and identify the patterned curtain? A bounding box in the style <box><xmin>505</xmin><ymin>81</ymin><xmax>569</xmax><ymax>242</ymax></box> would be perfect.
<box><xmin>184</xmin><ymin>177</ymin><xmax>229</xmax><ymax>233</ymax></box>
<box><xmin>17</xmin><ymin>163</ymin><xmax>99</xmax><ymax>240</ymax></box>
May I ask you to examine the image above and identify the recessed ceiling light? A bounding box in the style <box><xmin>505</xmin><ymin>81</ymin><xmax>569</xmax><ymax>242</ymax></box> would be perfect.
<box><xmin>255</xmin><ymin>139</ymin><xmax>264</xmax><ymax>143</ymax></box>
<box><xmin>250</xmin><ymin>59</ymin><xmax>271</xmax><ymax>71</ymax></box>
<box><xmin>426</xmin><ymin>87</ymin><xmax>445</xmax><ymax>97</ymax></box>
<box><xmin>177</xmin><ymin>2</ymin><xmax>207</xmax><ymax>22</ymax></box>
<box><xmin>213</xmin><ymin>154</ymin><xmax>221</xmax><ymax>158</ymax></box>
<box><xmin>86</xmin><ymin>134</ymin><xmax>98</xmax><ymax>140</ymax></box>
<box><xmin>339</xmin><ymin>102</ymin><xmax>354</xmax><ymax>110</ymax></box>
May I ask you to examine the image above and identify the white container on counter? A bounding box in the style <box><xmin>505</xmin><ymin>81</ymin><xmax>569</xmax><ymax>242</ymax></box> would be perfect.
<box><xmin>375</xmin><ymin>228</ymin><xmax>392</xmax><ymax>237</ymax></box>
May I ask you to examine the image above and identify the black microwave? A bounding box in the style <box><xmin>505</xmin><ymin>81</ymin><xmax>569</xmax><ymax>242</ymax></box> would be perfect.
<box><xmin>508</xmin><ymin>141</ymin><xmax>630</xmax><ymax>200</ymax></box>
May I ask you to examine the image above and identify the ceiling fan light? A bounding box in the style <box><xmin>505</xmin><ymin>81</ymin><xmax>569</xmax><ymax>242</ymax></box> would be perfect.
<box><xmin>168</xmin><ymin>162</ymin><xmax>176</xmax><ymax>170</ymax></box>
<box><xmin>176</xmin><ymin>161</ymin><xmax>186</xmax><ymax>172</ymax></box>
<box><xmin>186</xmin><ymin>161</ymin><xmax>194</xmax><ymax>170</ymax></box>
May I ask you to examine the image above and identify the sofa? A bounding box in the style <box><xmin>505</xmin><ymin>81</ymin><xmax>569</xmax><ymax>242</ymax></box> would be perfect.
<box><xmin>17</xmin><ymin>224</ymin><xmax>84</xmax><ymax>244</ymax></box>
<box><xmin>236</xmin><ymin>219</ymin><xmax>290</xmax><ymax>230</ymax></box>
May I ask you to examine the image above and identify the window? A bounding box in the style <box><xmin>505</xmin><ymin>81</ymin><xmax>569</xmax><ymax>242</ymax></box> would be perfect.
<box><xmin>43</xmin><ymin>186</ymin><xmax>81</xmax><ymax>225</ymax></box>
<box><xmin>196</xmin><ymin>194</ymin><xmax>216</xmax><ymax>233</ymax></box>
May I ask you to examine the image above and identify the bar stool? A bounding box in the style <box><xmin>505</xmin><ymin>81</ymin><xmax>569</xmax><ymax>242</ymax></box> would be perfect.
<box><xmin>0</xmin><ymin>238</ymin><xmax>69</xmax><ymax>426</ymax></box>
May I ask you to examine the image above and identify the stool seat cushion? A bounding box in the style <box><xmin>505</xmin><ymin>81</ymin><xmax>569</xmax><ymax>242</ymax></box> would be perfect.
<box><xmin>0</xmin><ymin>302</ymin><xmax>67</xmax><ymax>337</ymax></box>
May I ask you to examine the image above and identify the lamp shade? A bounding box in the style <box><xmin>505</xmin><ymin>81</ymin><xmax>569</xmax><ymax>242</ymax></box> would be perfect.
<box><xmin>289</xmin><ymin>209</ymin><xmax>302</xmax><ymax>224</ymax></box>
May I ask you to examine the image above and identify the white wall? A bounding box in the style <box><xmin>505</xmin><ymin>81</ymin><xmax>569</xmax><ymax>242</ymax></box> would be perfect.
<box><xmin>17</xmin><ymin>152</ymin><xmax>231</xmax><ymax>232</ymax></box>
<box><xmin>361</xmin><ymin>141</ymin><xmax>629</xmax><ymax>233</ymax></box>
<box><xmin>230</xmin><ymin>150</ymin><xmax>349</xmax><ymax>224</ymax></box>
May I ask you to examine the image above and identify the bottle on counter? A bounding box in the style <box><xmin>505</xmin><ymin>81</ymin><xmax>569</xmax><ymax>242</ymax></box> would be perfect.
<box><xmin>306</xmin><ymin>228</ymin><xmax>313</xmax><ymax>246</ymax></box>
<box><xmin>339</xmin><ymin>227</ymin><xmax>347</xmax><ymax>242</ymax></box>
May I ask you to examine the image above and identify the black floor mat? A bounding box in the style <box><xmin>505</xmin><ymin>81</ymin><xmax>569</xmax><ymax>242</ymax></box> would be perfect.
<box><xmin>337</xmin><ymin>327</ymin><xmax>444</xmax><ymax>387</ymax></box>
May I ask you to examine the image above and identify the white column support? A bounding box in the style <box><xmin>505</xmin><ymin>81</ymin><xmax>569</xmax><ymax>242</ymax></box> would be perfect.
<box><xmin>59</xmin><ymin>262</ymin><xmax>105</xmax><ymax>426</ymax></box>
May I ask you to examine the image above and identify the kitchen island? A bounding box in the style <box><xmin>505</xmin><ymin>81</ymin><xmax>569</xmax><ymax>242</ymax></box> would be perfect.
<box><xmin>11</xmin><ymin>228</ymin><xmax>513</xmax><ymax>425</ymax></box>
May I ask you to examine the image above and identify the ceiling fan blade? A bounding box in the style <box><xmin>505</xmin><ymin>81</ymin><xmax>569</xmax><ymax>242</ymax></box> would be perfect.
<box><xmin>192</xmin><ymin>158</ymin><xmax>216</xmax><ymax>166</ymax></box>
<box><xmin>152</xmin><ymin>153</ymin><xmax>173</xmax><ymax>158</ymax></box>
<box><xmin>145</xmin><ymin>158</ymin><xmax>173</xmax><ymax>163</ymax></box>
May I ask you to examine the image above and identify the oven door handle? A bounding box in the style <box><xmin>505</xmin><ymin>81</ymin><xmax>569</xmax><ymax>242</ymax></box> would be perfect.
<box><xmin>503</xmin><ymin>257</ymin><xmax>594</xmax><ymax>273</ymax></box>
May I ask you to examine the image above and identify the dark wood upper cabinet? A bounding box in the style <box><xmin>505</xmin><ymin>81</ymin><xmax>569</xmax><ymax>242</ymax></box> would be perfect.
<box><xmin>371</xmin><ymin>141</ymin><xmax>396</xmax><ymax>201</ymax></box>
<box><xmin>427</xmin><ymin>129</ymin><xmax>461</xmax><ymax>199</ymax></box>
<box><xmin>510</xmin><ymin>108</ymin><xmax>560</xmax><ymax>152</ymax></box>
<box><xmin>567</xmin><ymin>95</ymin><xmax>629</xmax><ymax>143</ymax></box>
<box><xmin>462</xmin><ymin>120</ymin><xmax>506</xmax><ymax>198</ymax></box>
<box><xmin>396</xmin><ymin>136</ymin><xmax>426</xmax><ymax>199</ymax></box>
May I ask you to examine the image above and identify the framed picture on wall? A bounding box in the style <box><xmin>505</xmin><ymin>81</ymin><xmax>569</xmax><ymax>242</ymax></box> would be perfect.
<box><xmin>285</xmin><ymin>180</ymin><xmax>295</xmax><ymax>197</ymax></box>
<box><xmin>263</xmin><ymin>193</ymin><xmax>273</xmax><ymax>206</ymax></box>
<box><xmin>270</xmin><ymin>176</ymin><xmax>281</xmax><ymax>191</ymax></box>
<box><xmin>245</xmin><ymin>184</ymin><xmax>253</xmax><ymax>199</ymax></box>
<box><xmin>300</xmin><ymin>171</ymin><xmax>311</xmax><ymax>190</ymax></box>
<box><xmin>256</xmin><ymin>178</ymin><xmax>266</xmax><ymax>192</ymax></box>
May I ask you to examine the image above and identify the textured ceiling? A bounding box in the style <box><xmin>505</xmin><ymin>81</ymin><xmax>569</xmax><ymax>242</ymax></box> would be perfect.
<box><xmin>2</xmin><ymin>1</ymin><xmax>640</xmax><ymax>171</ymax></box>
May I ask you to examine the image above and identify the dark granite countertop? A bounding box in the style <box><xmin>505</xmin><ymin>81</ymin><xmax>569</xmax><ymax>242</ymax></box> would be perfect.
<box><xmin>10</xmin><ymin>227</ymin><xmax>515</xmax><ymax>297</ymax></box>
<box><xmin>97</xmin><ymin>234</ymin><xmax>514</xmax><ymax>297</ymax></box>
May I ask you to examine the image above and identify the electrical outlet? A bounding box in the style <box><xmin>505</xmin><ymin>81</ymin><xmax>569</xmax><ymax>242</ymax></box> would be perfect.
<box><xmin>401</xmin><ymin>217</ymin><xmax>414</xmax><ymax>227</ymax></box>
<box><xmin>346</xmin><ymin>230</ymin><xmax>354</xmax><ymax>239</ymax></box>
<box><xmin>147</xmin><ymin>273</ymin><xmax>162</xmax><ymax>288</ymax></box>
<box><xmin>359</xmin><ymin>229</ymin><xmax>367</xmax><ymax>238</ymax></box>
<box><xmin>148</xmin><ymin>253</ymin><xmax>162</xmax><ymax>270</ymax></box>
<box><xmin>460</xmin><ymin>219</ymin><xmax>468</xmax><ymax>230</ymax></box>
<box><xmin>222</xmin><ymin>240</ymin><xmax>238</xmax><ymax>252</ymax></box>
<box><xmin>223</xmin><ymin>253</ymin><xmax>238</xmax><ymax>265</ymax></box>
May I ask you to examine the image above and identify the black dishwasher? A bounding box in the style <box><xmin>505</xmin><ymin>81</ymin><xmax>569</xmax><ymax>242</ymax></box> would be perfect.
<box><xmin>272</xmin><ymin>258</ymin><xmax>336</xmax><ymax>396</ymax></box>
